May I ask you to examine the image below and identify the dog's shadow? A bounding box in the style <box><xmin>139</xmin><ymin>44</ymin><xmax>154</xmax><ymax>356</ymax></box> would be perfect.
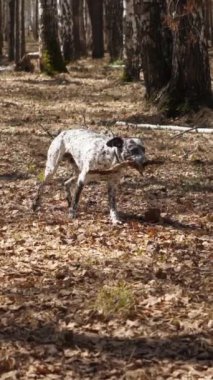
<box><xmin>119</xmin><ymin>210</ymin><xmax>203</xmax><ymax>232</ymax></box>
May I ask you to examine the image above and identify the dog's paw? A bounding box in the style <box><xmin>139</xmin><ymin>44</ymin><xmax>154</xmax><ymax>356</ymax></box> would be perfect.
<box><xmin>68</xmin><ymin>208</ymin><xmax>77</xmax><ymax>219</ymax></box>
<box><xmin>32</xmin><ymin>200</ymin><xmax>39</xmax><ymax>212</ymax></box>
<box><xmin>110</xmin><ymin>212</ymin><xmax>123</xmax><ymax>225</ymax></box>
<box><xmin>112</xmin><ymin>218</ymin><xmax>123</xmax><ymax>225</ymax></box>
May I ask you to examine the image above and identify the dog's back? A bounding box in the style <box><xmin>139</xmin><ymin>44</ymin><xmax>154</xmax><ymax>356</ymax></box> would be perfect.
<box><xmin>54</xmin><ymin>129</ymin><xmax>119</xmax><ymax>172</ymax></box>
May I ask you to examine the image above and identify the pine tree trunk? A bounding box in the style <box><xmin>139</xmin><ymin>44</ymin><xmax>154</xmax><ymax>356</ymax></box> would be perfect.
<box><xmin>57</xmin><ymin>0</ymin><xmax>74</xmax><ymax>62</ymax></box>
<box><xmin>159</xmin><ymin>0</ymin><xmax>212</xmax><ymax>113</ymax></box>
<box><xmin>203</xmin><ymin>0</ymin><xmax>212</xmax><ymax>44</ymax></box>
<box><xmin>210</xmin><ymin>0</ymin><xmax>213</xmax><ymax>45</ymax></box>
<box><xmin>105</xmin><ymin>0</ymin><xmax>123</xmax><ymax>62</ymax></box>
<box><xmin>15</xmin><ymin>0</ymin><xmax>20</xmax><ymax>64</ymax></box>
<box><xmin>21</xmin><ymin>0</ymin><xmax>25</xmax><ymax>57</ymax></box>
<box><xmin>0</xmin><ymin>0</ymin><xmax>3</xmax><ymax>56</ymax></box>
<box><xmin>87</xmin><ymin>0</ymin><xmax>104</xmax><ymax>58</ymax></box>
<box><xmin>141</xmin><ymin>0</ymin><xmax>172</xmax><ymax>96</ymax></box>
<box><xmin>33</xmin><ymin>0</ymin><xmax>39</xmax><ymax>40</ymax></box>
<box><xmin>39</xmin><ymin>0</ymin><xmax>67</xmax><ymax>74</ymax></box>
<box><xmin>123</xmin><ymin>0</ymin><xmax>143</xmax><ymax>81</ymax></box>
<box><xmin>8</xmin><ymin>0</ymin><xmax>15</xmax><ymax>61</ymax></box>
<box><xmin>73</xmin><ymin>0</ymin><xmax>87</xmax><ymax>58</ymax></box>
<box><xmin>83</xmin><ymin>0</ymin><xmax>92</xmax><ymax>51</ymax></box>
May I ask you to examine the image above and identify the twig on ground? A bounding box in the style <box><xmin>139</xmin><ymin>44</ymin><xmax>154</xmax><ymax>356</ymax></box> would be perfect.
<box><xmin>38</xmin><ymin>123</ymin><xmax>62</xmax><ymax>139</ymax></box>
<box><xmin>170</xmin><ymin>125</ymin><xmax>200</xmax><ymax>140</ymax></box>
<box><xmin>38</xmin><ymin>123</ymin><xmax>55</xmax><ymax>139</ymax></box>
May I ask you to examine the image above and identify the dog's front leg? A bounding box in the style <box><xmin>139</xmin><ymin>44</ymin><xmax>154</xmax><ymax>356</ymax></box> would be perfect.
<box><xmin>32</xmin><ymin>170</ymin><xmax>53</xmax><ymax>211</ymax></box>
<box><xmin>107</xmin><ymin>181</ymin><xmax>122</xmax><ymax>224</ymax></box>
<box><xmin>32</xmin><ymin>181</ymin><xmax>46</xmax><ymax>211</ymax></box>
<box><xmin>64</xmin><ymin>175</ymin><xmax>77</xmax><ymax>207</ymax></box>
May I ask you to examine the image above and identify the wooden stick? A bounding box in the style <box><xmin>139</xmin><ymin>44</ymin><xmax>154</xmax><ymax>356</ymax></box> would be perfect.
<box><xmin>89</xmin><ymin>159</ymin><xmax>164</xmax><ymax>176</ymax></box>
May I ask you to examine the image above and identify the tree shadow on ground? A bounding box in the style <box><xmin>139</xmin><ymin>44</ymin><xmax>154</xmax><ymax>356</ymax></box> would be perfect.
<box><xmin>126</xmin><ymin>175</ymin><xmax>213</xmax><ymax>194</ymax></box>
<box><xmin>17</xmin><ymin>77</ymin><xmax>82</xmax><ymax>86</ymax></box>
<box><xmin>0</xmin><ymin>172</ymin><xmax>30</xmax><ymax>181</ymax></box>
<box><xmin>0</xmin><ymin>323</ymin><xmax>212</xmax><ymax>364</ymax></box>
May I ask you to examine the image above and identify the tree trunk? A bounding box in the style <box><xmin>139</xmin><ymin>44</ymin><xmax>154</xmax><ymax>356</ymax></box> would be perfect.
<box><xmin>105</xmin><ymin>0</ymin><xmax>123</xmax><ymax>62</ymax></box>
<box><xmin>35</xmin><ymin>0</ymin><xmax>39</xmax><ymax>39</ymax></box>
<box><xmin>159</xmin><ymin>0</ymin><xmax>212</xmax><ymax>114</ymax></box>
<box><xmin>8</xmin><ymin>0</ymin><xmax>15</xmax><ymax>61</ymax></box>
<box><xmin>21</xmin><ymin>0</ymin><xmax>25</xmax><ymax>57</ymax></box>
<box><xmin>141</xmin><ymin>0</ymin><xmax>172</xmax><ymax>95</ymax></box>
<box><xmin>32</xmin><ymin>0</ymin><xmax>39</xmax><ymax>40</ymax></box>
<box><xmin>2</xmin><ymin>0</ymin><xmax>8</xmax><ymax>43</ymax></box>
<box><xmin>123</xmin><ymin>0</ymin><xmax>143</xmax><ymax>81</ymax></box>
<box><xmin>203</xmin><ymin>0</ymin><xmax>213</xmax><ymax>44</ymax></box>
<box><xmin>39</xmin><ymin>0</ymin><xmax>67</xmax><ymax>74</ymax></box>
<box><xmin>15</xmin><ymin>0</ymin><xmax>20</xmax><ymax>64</ymax></box>
<box><xmin>57</xmin><ymin>0</ymin><xmax>74</xmax><ymax>62</ymax></box>
<box><xmin>83</xmin><ymin>0</ymin><xmax>92</xmax><ymax>51</ymax></box>
<box><xmin>72</xmin><ymin>0</ymin><xmax>87</xmax><ymax>58</ymax></box>
<box><xmin>210</xmin><ymin>0</ymin><xmax>213</xmax><ymax>45</ymax></box>
<box><xmin>79</xmin><ymin>0</ymin><xmax>87</xmax><ymax>55</ymax></box>
<box><xmin>0</xmin><ymin>0</ymin><xmax>3</xmax><ymax>56</ymax></box>
<box><xmin>87</xmin><ymin>0</ymin><xmax>104</xmax><ymax>58</ymax></box>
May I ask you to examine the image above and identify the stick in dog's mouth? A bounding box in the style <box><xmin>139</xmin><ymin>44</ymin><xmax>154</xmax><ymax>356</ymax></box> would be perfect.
<box><xmin>88</xmin><ymin>159</ymin><xmax>162</xmax><ymax>176</ymax></box>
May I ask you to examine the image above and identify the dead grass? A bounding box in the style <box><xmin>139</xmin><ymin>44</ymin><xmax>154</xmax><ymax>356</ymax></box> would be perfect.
<box><xmin>95</xmin><ymin>281</ymin><xmax>135</xmax><ymax>317</ymax></box>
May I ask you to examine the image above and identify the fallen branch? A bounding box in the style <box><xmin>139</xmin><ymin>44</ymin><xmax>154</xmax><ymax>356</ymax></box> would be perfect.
<box><xmin>115</xmin><ymin>121</ymin><xmax>213</xmax><ymax>134</ymax></box>
<box><xmin>170</xmin><ymin>125</ymin><xmax>205</xmax><ymax>139</ymax></box>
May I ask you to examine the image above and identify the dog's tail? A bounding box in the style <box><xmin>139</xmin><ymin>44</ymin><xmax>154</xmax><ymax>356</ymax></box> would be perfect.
<box><xmin>32</xmin><ymin>131</ymin><xmax>66</xmax><ymax>211</ymax></box>
<box><xmin>44</xmin><ymin>132</ymin><xmax>66</xmax><ymax>180</ymax></box>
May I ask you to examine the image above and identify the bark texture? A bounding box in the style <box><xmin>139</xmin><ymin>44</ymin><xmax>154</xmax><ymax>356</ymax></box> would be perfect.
<box><xmin>0</xmin><ymin>0</ymin><xmax>3</xmax><ymax>56</ymax></box>
<box><xmin>21</xmin><ymin>0</ymin><xmax>25</xmax><ymax>58</ymax></box>
<box><xmin>39</xmin><ymin>0</ymin><xmax>67</xmax><ymax>74</ymax></box>
<box><xmin>141</xmin><ymin>0</ymin><xmax>212</xmax><ymax>114</ymax></box>
<box><xmin>141</xmin><ymin>0</ymin><xmax>172</xmax><ymax>96</ymax></box>
<box><xmin>123</xmin><ymin>0</ymin><xmax>143</xmax><ymax>81</ymax></box>
<box><xmin>8</xmin><ymin>0</ymin><xmax>15</xmax><ymax>61</ymax></box>
<box><xmin>164</xmin><ymin>0</ymin><xmax>212</xmax><ymax>111</ymax></box>
<box><xmin>87</xmin><ymin>0</ymin><xmax>104</xmax><ymax>58</ymax></box>
<box><xmin>15</xmin><ymin>0</ymin><xmax>20</xmax><ymax>64</ymax></box>
<box><xmin>57</xmin><ymin>0</ymin><xmax>74</xmax><ymax>62</ymax></box>
<box><xmin>105</xmin><ymin>0</ymin><xmax>123</xmax><ymax>62</ymax></box>
<box><xmin>72</xmin><ymin>0</ymin><xmax>87</xmax><ymax>58</ymax></box>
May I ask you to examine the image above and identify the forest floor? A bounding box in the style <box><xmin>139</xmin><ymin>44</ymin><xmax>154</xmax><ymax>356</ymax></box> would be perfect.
<box><xmin>0</xmin><ymin>57</ymin><xmax>213</xmax><ymax>379</ymax></box>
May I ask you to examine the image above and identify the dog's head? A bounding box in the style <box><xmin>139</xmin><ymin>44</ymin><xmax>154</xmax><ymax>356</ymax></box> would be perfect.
<box><xmin>106</xmin><ymin>136</ymin><xmax>146</xmax><ymax>170</ymax></box>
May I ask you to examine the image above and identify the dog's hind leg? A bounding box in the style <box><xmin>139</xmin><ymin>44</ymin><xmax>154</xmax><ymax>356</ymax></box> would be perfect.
<box><xmin>32</xmin><ymin>134</ymin><xmax>65</xmax><ymax>211</ymax></box>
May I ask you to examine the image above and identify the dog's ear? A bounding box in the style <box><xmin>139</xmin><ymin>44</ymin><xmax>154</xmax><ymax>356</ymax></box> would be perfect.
<box><xmin>106</xmin><ymin>137</ymin><xmax>124</xmax><ymax>150</ymax></box>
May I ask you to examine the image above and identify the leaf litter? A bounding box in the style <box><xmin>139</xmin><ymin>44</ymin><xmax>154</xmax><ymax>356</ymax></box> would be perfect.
<box><xmin>0</xmin><ymin>58</ymin><xmax>212</xmax><ymax>379</ymax></box>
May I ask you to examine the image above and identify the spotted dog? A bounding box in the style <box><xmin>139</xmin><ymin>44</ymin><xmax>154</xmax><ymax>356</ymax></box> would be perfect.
<box><xmin>33</xmin><ymin>129</ymin><xmax>146</xmax><ymax>224</ymax></box>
